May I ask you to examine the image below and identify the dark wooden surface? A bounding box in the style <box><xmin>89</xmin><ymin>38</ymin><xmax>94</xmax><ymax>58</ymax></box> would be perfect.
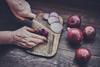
<box><xmin>0</xmin><ymin>0</ymin><xmax>100</xmax><ymax>67</ymax></box>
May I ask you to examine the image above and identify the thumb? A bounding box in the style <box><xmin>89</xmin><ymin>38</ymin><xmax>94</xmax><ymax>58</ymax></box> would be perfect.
<box><xmin>26</xmin><ymin>13</ymin><xmax>36</xmax><ymax>19</ymax></box>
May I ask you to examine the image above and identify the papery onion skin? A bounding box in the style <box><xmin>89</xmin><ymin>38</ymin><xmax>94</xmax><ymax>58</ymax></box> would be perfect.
<box><xmin>67</xmin><ymin>28</ymin><xmax>83</xmax><ymax>44</ymax></box>
<box><xmin>75</xmin><ymin>48</ymin><xmax>91</xmax><ymax>63</ymax></box>
<box><xmin>67</xmin><ymin>15</ymin><xmax>81</xmax><ymax>28</ymax></box>
<box><xmin>83</xmin><ymin>26</ymin><xmax>96</xmax><ymax>40</ymax></box>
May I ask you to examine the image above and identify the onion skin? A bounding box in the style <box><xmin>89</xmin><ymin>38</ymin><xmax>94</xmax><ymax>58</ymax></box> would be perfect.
<box><xmin>75</xmin><ymin>48</ymin><xmax>91</xmax><ymax>63</ymax></box>
<box><xmin>83</xmin><ymin>26</ymin><xmax>96</xmax><ymax>40</ymax></box>
<box><xmin>67</xmin><ymin>15</ymin><xmax>81</xmax><ymax>28</ymax></box>
<box><xmin>67</xmin><ymin>28</ymin><xmax>83</xmax><ymax>44</ymax></box>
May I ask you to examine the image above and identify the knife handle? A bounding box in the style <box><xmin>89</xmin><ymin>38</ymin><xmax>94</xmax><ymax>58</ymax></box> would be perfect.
<box><xmin>22</xmin><ymin>20</ymin><xmax>33</xmax><ymax>28</ymax></box>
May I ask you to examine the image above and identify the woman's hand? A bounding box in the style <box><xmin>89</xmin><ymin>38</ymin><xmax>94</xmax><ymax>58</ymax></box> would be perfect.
<box><xmin>6</xmin><ymin>0</ymin><xmax>36</xmax><ymax>21</ymax></box>
<box><xmin>12</xmin><ymin>26</ymin><xmax>47</xmax><ymax>48</ymax></box>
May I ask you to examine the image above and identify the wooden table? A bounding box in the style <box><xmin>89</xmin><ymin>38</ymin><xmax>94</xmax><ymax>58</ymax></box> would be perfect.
<box><xmin>0</xmin><ymin>0</ymin><xmax>100</xmax><ymax>67</ymax></box>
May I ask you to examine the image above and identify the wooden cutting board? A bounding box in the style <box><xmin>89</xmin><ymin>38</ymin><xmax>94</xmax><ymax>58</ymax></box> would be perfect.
<box><xmin>26</xmin><ymin>13</ymin><xmax>63</xmax><ymax>57</ymax></box>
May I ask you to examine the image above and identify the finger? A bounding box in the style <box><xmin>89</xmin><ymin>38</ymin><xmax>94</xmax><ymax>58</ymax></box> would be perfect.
<box><xmin>22</xmin><ymin>26</ymin><xmax>34</xmax><ymax>31</ymax></box>
<box><xmin>26</xmin><ymin>38</ymin><xmax>44</xmax><ymax>44</ymax></box>
<box><xmin>20</xmin><ymin>38</ymin><xmax>37</xmax><ymax>48</ymax></box>
<box><xmin>27</xmin><ymin>42</ymin><xmax>37</xmax><ymax>47</ymax></box>
<box><xmin>31</xmin><ymin>33</ymin><xmax>47</xmax><ymax>41</ymax></box>
<box><xmin>14</xmin><ymin>13</ymin><xmax>26</xmax><ymax>21</ymax></box>
<box><xmin>26</xmin><ymin>13</ymin><xmax>36</xmax><ymax>19</ymax></box>
<box><xmin>16</xmin><ymin>42</ymin><xmax>27</xmax><ymax>48</ymax></box>
<box><xmin>17</xmin><ymin>42</ymin><xmax>36</xmax><ymax>48</ymax></box>
<box><xmin>32</xmin><ymin>38</ymin><xmax>44</xmax><ymax>44</ymax></box>
<box><xmin>23</xmin><ymin>26</ymin><xmax>38</xmax><ymax>33</ymax></box>
<box><xmin>24</xmin><ymin>27</ymin><xmax>47</xmax><ymax>40</ymax></box>
<box><xmin>9</xmin><ymin>6</ymin><xmax>26</xmax><ymax>21</ymax></box>
<box><xmin>26</xmin><ymin>27</ymin><xmax>37</xmax><ymax>33</ymax></box>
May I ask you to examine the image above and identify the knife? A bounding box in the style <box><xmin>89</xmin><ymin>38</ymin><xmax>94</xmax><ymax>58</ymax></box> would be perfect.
<box><xmin>22</xmin><ymin>19</ymin><xmax>33</xmax><ymax>28</ymax></box>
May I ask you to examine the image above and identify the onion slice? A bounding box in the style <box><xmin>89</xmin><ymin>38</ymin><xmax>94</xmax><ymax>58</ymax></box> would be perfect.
<box><xmin>43</xmin><ymin>13</ymin><xmax>49</xmax><ymax>20</ymax></box>
<box><xmin>48</xmin><ymin>16</ymin><xmax>60</xmax><ymax>24</ymax></box>
<box><xmin>50</xmin><ymin>12</ymin><xmax>59</xmax><ymax>17</ymax></box>
<box><xmin>50</xmin><ymin>22</ymin><xmax>63</xmax><ymax>33</ymax></box>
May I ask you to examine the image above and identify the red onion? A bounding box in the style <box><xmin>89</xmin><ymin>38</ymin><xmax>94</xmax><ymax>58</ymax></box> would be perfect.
<box><xmin>34</xmin><ymin>29</ymin><xmax>48</xmax><ymax>38</ymax></box>
<box><xmin>67</xmin><ymin>15</ymin><xmax>81</xmax><ymax>28</ymax></box>
<box><xmin>75</xmin><ymin>48</ymin><xmax>91</xmax><ymax>63</ymax></box>
<box><xmin>83</xmin><ymin>26</ymin><xmax>96</xmax><ymax>40</ymax></box>
<box><xmin>67</xmin><ymin>28</ymin><xmax>83</xmax><ymax>44</ymax></box>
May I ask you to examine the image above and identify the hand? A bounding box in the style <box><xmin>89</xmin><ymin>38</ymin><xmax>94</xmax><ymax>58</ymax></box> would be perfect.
<box><xmin>12</xmin><ymin>26</ymin><xmax>47</xmax><ymax>48</ymax></box>
<box><xmin>6</xmin><ymin>0</ymin><xmax>36</xmax><ymax>21</ymax></box>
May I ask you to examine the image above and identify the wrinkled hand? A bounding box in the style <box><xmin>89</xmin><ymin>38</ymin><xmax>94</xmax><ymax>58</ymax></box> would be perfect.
<box><xmin>6</xmin><ymin>0</ymin><xmax>36</xmax><ymax>20</ymax></box>
<box><xmin>12</xmin><ymin>26</ymin><xmax>47</xmax><ymax>48</ymax></box>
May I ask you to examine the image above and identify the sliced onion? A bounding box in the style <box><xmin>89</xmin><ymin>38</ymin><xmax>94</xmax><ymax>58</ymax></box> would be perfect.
<box><xmin>43</xmin><ymin>13</ymin><xmax>49</xmax><ymax>20</ymax></box>
<box><xmin>50</xmin><ymin>22</ymin><xmax>63</xmax><ymax>33</ymax></box>
<box><xmin>50</xmin><ymin>12</ymin><xmax>59</xmax><ymax>17</ymax></box>
<box><xmin>48</xmin><ymin>16</ymin><xmax>60</xmax><ymax>24</ymax></box>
